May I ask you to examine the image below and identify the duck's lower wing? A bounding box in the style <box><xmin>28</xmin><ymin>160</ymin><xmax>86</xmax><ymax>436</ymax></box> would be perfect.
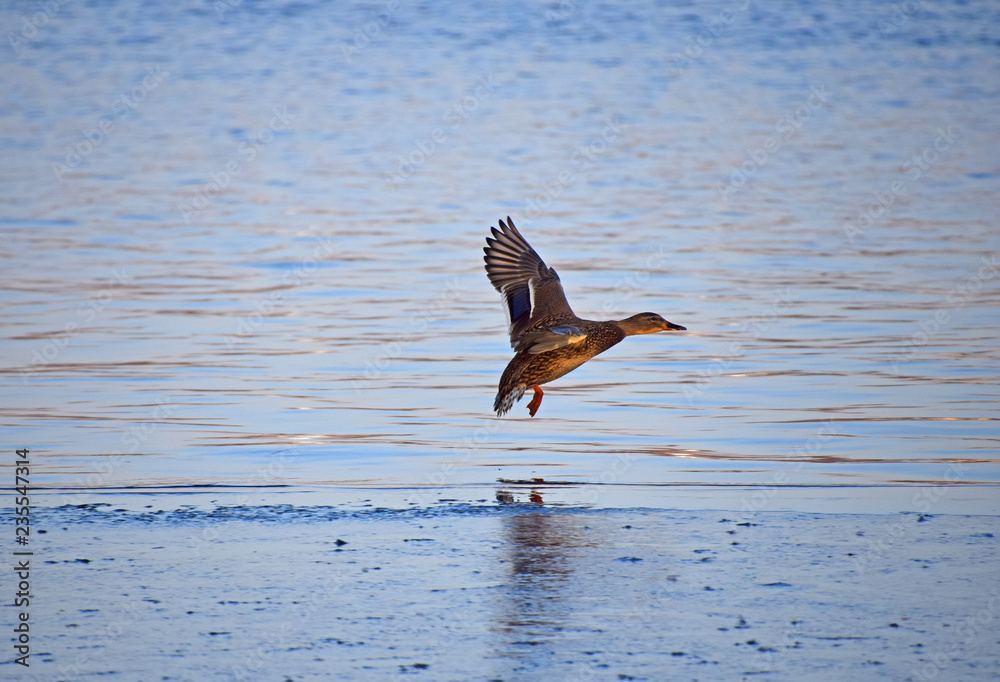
<box><xmin>518</xmin><ymin>325</ymin><xmax>587</xmax><ymax>354</ymax></box>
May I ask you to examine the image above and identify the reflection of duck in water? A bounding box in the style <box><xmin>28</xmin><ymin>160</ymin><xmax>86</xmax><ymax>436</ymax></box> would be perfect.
<box><xmin>496</xmin><ymin>487</ymin><xmax>544</xmax><ymax>505</ymax></box>
<box><xmin>484</xmin><ymin>218</ymin><xmax>686</xmax><ymax>417</ymax></box>
<box><xmin>493</xmin><ymin>509</ymin><xmax>590</xmax><ymax>644</ymax></box>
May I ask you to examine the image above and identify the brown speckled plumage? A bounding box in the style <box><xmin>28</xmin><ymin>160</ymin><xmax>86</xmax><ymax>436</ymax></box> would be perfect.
<box><xmin>484</xmin><ymin>217</ymin><xmax>686</xmax><ymax>417</ymax></box>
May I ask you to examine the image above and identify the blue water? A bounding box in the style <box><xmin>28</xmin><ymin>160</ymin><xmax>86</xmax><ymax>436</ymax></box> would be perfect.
<box><xmin>1</xmin><ymin>0</ymin><xmax>999</xmax><ymax>505</ymax></box>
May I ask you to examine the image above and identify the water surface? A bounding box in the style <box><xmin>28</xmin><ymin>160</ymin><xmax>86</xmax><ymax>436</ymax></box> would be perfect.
<box><xmin>1</xmin><ymin>1</ymin><xmax>998</xmax><ymax>509</ymax></box>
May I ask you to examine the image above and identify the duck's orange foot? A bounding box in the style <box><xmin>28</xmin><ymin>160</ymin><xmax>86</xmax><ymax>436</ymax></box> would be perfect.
<box><xmin>526</xmin><ymin>386</ymin><xmax>543</xmax><ymax>417</ymax></box>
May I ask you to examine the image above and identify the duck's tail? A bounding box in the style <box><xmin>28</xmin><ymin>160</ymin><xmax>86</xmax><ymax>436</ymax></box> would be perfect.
<box><xmin>493</xmin><ymin>382</ymin><xmax>525</xmax><ymax>417</ymax></box>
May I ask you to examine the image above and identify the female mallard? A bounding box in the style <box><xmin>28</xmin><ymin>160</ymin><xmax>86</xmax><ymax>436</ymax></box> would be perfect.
<box><xmin>484</xmin><ymin>217</ymin><xmax>686</xmax><ymax>417</ymax></box>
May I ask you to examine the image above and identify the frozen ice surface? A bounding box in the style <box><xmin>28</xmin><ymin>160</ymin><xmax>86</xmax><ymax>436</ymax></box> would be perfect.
<box><xmin>7</xmin><ymin>493</ymin><xmax>998</xmax><ymax>681</ymax></box>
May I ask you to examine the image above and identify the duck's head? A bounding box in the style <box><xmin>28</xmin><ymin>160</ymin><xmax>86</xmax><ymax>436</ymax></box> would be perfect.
<box><xmin>618</xmin><ymin>312</ymin><xmax>686</xmax><ymax>336</ymax></box>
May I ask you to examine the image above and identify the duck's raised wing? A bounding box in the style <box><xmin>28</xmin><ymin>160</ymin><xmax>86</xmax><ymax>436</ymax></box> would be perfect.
<box><xmin>483</xmin><ymin>217</ymin><xmax>575</xmax><ymax>349</ymax></box>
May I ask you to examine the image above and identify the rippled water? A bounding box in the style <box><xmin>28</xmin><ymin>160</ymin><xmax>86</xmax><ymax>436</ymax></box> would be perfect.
<box><xmin>2</xmin><ymin>1</ymin><xmax>999</xmax><ymax>507</ymax></box>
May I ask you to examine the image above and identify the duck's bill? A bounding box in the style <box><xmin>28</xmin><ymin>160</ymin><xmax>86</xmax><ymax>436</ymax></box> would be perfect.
<box><xmin>663</xmin><ymin>321</ymin><xmax>686</xmax><ymax>331</ymax></box>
